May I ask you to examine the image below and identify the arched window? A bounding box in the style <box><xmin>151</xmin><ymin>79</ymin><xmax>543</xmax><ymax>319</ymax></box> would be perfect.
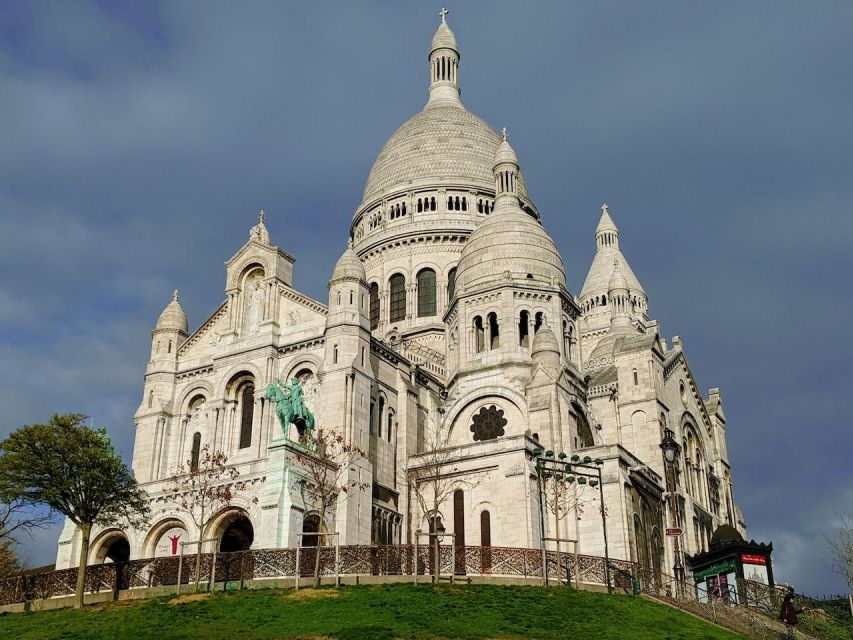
<box><xmin>369</xmin><ymin>282</ymin><xmax>380</xmax><ymax>330</ymax></box>
<box><xmin>563</xmin><ymin>319</ymin><xmax>572</xmax><ymax>359</ymax></box>
<box><xmin>389</xmin><ymin>274</ymin><xmax>406</xmax><ymax>323</ymax></box>
<box><xmin>430</xmin><ymin>197</ymin><xmax>436</xmax><ymax>211</ymax></box>
<box><xmin>369</xmin><ymin>400</ymin><xmax>376</xmax><ymax>434</ymax></box>
<box><xmin>633</xmin><ymin>369</ymin><xmax>639</xmax><ymax>386</ymax></box>
<box><xmin>534</xmin><ymin>312</ymin><xmax>545</xmax><ymax>334</ymax></box>
<box><xmin>190</xmin><ymin>432</ymin><xmax>201</xmax><ymax>472</ymax></box>
<box><xmin>488</xmin><ymin>312</ymin><xmax>500</xmax><ymax>349</ymax></box>
<box><xmin>148</xmin><ymin>390</ymin><xmax>154</xmax><ymax>408</ymax></box>
<box><xmin>447</xmin><ymin>267</ymin><xmax>457</xmax><ymax>301</ymax></box>
<box><xmin>377</xmin><ymin>396</ymin><xmax>385</xmax><ymax>438</ymax></box>
<box><xmin>519</xmin><ymin>310</ymin><xmax>530</xmax><ymax>348</ymax></box>
<box><xmin>333</xmin><ymin>345</ymin><xmax>339</xmax><ymax>364</ymax></box>
<box><xmin>455</xmin><ymin>196</ymin><xmax>461</xmax><ymax>211</ymax></box>
<box><xmin>480</xmin><ymin>511</ymin><xmax>491</xmax><ymax>547</ymax></box>
<box><xmin>238</xmin><ymin>383</ymin><xmax>255</xmax><ymax>449</ymax></box>
<box><xmin>478</xmin><ymin>199</ymin><xmax>483</xmax><ymax>213</ymax></box>
<box><xmin>461</xmin><ymin>197</ymin><xmax>467</xmax><ymax>211</ymax></box>
<box><xmin>417</xmin><ymin>268</ymin><xmax>437</xmax><ymax>317</ymax></box>
<box><xmin>387</xmin><ymin>411</ymin><xmax>393</xmax><ymax>442</ymax></box>
<box><xmin>474</xmin><ymin>316</ymin><xmax>485</xmax><ymax>353</ymax></box>
<box><xmin>447</xmin><ymin>196</ymin><xmax>453</xmax><ymax>210</ymax></box>
<box><xmin>402</xmin><ymin>202</ymin><xmax>406</xmax><ymax>216</ymax></box>
<box><xmin>417</xmin><ymin>198</ymin><xmax>423</xmax><ymax>213</ymax></box>
<box><xmin>168</xmin><ymin>340</ymin><xmax>173</xmax><ymax>353</ymax></box>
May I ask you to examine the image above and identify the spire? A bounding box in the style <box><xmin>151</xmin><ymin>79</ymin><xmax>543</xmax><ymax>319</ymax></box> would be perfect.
<box><xmin>249</xmin><ymin>208</ymin><xmax>271</xmax><ymax>245</ymax></box>
<box><xmin>596</xmin><ymin>203</ymin><xmax>619</xmax><ymax>250</ymax></box>
<box><xmin>580</xmin><ymin>203</ymin><xmax>648</xmax><ymax>316</ymax></box>
<box><xmin>492</xmin><ymin>128</ymin><xmax>521</xmax><ymax>212</ymax></box>
<box><xmin>607</xmin><ymin>259</ymin><xmax>633</xmax><ymax>332</ymax></box>
<box><xmin>428</xmin><ymin>8</ymin><xmax>461</xmax><ymax>106</ymax></box>
<box><xmin>172</xmin><ymin>289</ymin><xmax>180</xmax><ymax>303</ymax></box>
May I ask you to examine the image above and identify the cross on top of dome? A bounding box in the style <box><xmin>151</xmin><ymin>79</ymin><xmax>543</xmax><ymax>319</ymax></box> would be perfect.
<box><xmin>439</xmin><ymin>6</ymin><xmax>449</xmax><ymax>23</ymax></box>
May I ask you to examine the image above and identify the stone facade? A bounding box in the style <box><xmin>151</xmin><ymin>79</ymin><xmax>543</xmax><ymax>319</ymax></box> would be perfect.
<box><xmin>55</xmin><ymin>14</ymin><xmax>745</xmax><ymax>579</ymax></box>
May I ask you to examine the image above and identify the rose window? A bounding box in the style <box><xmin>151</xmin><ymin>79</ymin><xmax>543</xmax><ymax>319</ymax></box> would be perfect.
<box><xmin>470</xmin><ymin>405</ymin><xmax>507</xmax><ymax>441</ymax></box>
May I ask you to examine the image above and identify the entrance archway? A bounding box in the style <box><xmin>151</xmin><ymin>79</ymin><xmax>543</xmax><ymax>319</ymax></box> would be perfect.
<box><xmin>219</xmin><ymin>515</ymin><xmax>254</xmax><ymax>552</ymax></box>
<box><xmin>90</xmin><ymin>530</ymin><xmax>131</xmax><ymax>564</ymax></box>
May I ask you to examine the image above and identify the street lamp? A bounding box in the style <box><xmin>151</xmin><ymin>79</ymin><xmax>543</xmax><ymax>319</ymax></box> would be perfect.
<box><xmin>660</xmin><ymin>428</ymin><xmax>685</xmax><ymax>586</ymax></box>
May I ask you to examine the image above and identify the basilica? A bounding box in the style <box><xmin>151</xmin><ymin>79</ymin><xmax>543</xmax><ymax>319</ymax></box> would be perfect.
<box><xmin>55</xmin><ymin>14</ymin><xmax>745</xmax><ymax>579</ymax></box>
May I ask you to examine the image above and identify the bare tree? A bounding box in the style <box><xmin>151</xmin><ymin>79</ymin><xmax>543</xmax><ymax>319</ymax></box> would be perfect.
<box><xmin>0</xmin><ymin>496</ymin><xmax>53</xmax><ymax>546</ymax></box>
<box><xmin>164</xmin><ymin>445</ymin><xmax>257</xmax><ymax>590</ymax></box>
<box><xmin>407</xmin><ymin>421</ymin><xmax>484</xmax><ymax>580</ymax></box>
<box><xmin>826</xmin><ymin>514</ymin><xmax>853</xmax><ymax>614</ymax></box>
<box><xmin>539</xmin><ymin>471</ymin><xmax>590</xmax><ymax>544</ymax></box>
<box><xmin>288</xmin><ymin>428</ymin><xmax>368</xmax><ymax>587</ymax></box>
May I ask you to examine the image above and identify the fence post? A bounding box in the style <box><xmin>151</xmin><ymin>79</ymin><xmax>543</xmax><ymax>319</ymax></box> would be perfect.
<box><xmin>210</xmin><ymin>548</ymin><xmax>217</xmax><ymax>592</ymax></box>
<box><xmin>176</xmin><ymin>546</ymin><xmax>184</xmax><ymax>596</ymax></box>
<box><xmin>413</xmin><ymin>537</ymin><xmax>418</xmax><ymax>586</ymax></box>
<box><xmin>294</xmin><ymin>546</ymin><xmax>300</xmax><ymax>591</ymax></box>
<box><xmin>335</xmin><ymin>537</ymin><xmax>340</xmax><ymax>588</ymax></box>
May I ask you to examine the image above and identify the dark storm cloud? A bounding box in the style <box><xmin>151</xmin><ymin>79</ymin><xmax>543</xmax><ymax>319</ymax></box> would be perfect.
<box><xmin>1</xmin><ymin>1</ymin><xmax>850</xmax><ymax>593</ymax></box>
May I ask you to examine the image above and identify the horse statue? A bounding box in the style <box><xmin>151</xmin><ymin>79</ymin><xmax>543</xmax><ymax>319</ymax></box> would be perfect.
<box><xmin>264</xmin><ymin>377</ymin><xmax>315</xmax><ymax>442</ymax></box>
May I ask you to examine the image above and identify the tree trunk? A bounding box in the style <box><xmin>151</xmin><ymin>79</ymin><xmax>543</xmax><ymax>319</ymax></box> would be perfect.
<box><xmin>195</xmin><ymin>517</ymin><xmax>205</xmax><ymax>592</ymax></box>
<box><xmin>313</xmin><ymin>540</ymin><xmax>322</xmax><ymax>588</ymax></box>
<box><xmin>75</xmin><ymin>523</ymin><xmax>92</xmax><ymax>609</ymax></box>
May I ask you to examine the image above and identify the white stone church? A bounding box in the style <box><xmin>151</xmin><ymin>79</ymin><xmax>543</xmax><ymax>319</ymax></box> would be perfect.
<box><xmin>56</xmin><ymin>14</ymin><xmax>745</xmax><ymax>577</ymax></box>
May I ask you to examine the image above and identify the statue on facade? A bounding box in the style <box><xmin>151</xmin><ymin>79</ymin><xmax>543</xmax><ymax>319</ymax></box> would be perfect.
<box><xmin>264</xmin><ymin>378</ymin><xmax>315</xmax><ymax>442</ymax></box>
<box><xmin>247</xmin><ymin>280</ymin><xmax>264</xmax><ymax>333</ymax></box>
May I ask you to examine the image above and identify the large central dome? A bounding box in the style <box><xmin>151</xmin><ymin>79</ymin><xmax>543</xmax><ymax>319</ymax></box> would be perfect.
<box><xmin>360</xmin><ymin>102</ymin><xmax>530</xmax><ymax>206</ymax></box>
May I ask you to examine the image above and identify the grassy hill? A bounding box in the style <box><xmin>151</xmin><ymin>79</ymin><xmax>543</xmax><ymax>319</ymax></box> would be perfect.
<box><xmin>0</xmin><ymin>583</ymin><xmax>746</xmax><ymax>640</ymax></box>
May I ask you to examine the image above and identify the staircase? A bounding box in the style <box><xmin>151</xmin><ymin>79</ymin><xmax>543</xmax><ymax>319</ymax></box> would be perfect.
<box><xmin>633</xmin><ymin>569</ymin><xmax>835</xmax><ymax>640</ymax></box>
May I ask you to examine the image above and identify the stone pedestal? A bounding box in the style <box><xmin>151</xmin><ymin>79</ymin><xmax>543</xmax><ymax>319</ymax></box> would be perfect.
<box><xmin>257</xmin><ymin>437</ymin><xmax>306</xmax><ymax>549</ymax></box>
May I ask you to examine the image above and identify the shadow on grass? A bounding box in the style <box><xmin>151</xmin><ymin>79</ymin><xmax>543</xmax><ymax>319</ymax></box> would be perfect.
<box><xmin>334</xmin><ymin>624</ymin><xmax>395</xmax><ymax>640</ymax></box>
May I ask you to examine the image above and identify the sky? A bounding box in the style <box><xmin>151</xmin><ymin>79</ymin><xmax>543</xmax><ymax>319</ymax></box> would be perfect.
<box><xmin>1</xmin><ymin>1</ymin><xmax>851</xmax><ymax>596</ymax></box>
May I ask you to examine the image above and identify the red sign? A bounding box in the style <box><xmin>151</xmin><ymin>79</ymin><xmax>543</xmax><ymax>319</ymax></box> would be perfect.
<box><xmin>741</xmin><ymin>553</ymin><xmax>766</xmax><ymax>565</ymax></box>
<box><xmin>666</xmin><ymin>527</ymin><xmax>684</xmax><ymax>537</ymax></box>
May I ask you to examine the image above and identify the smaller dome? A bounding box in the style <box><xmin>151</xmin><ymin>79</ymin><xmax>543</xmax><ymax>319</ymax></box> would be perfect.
<box><xmin>494</xmin><ymin>130</ymin><xmax>518</xmax><ymax>166</ymax></box>
<box><xmin>156</xmin><ymin>290</ymin><xmax>188</xmax><ymax>332</ymax></box>
<box><xmin>431</xmin><ymin>21</ymin><xmax>458</xmax><ymax>54</ymax></box>
<box><xmin>331</xmin><ymin>244</ymin><xmax>366</xmax><ymax>282</ymax></box>
<box><xmin>532</xmin><ymin>323</ymin><xmax>561</xmax><ymax>370</ymax></box>
<box><xmin>532</xmin><ymin>324</ymin><xmax>560</xmax><ymax>355</ymax></box>
<box><xmin>710</xmin><ymin>524</ymin><xmax>744</xmax><ymax>546</ymax></box>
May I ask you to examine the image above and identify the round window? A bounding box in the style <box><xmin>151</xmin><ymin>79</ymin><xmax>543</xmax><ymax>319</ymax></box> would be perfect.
<box><xmin>471</xmin><ymin>405</ymin><xmax>507</xmax><ymax>441</ymax></box>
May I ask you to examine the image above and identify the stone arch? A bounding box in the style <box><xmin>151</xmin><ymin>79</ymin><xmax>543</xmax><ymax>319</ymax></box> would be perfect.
<box><xmin>445</xmin><ymin>391</ymin><xmax>525</xmax><ymax>444</ymax></box>
<box><xmin>207</xmin><ymin>506</ymin><xmax>255</xmax><ymax>553</ymax></box>
<box><xmin>281</xmin><ymin>355</ymin><xmax>322</xmax><ymax>384</ymax></box>
<box><xmin>215</xmin><ymin>361</ymin><xmax>263</xmax><ymax>399</ymax></box>
<box><xmin>90</xmin><ymin>528</ymin><xmax>131</xmax><ymax>564</ymax></box>
<box><xmin>444</xmin><ymin>387</ymin><xmax>527</xmax><ymax>437</ymax></box>
<box><xmin>142</xmin><ymin>517</ymin><xmax>188</xmax><ymax>558</ymax></box>
<box><xmin>177</xmin><ymin>381</ymin><xmax>214</xmax><ymax>415</ymax></box>
<box><xmin>571</xmin><ymin>401</ymin><xmax>598</xmax><ymax>447</ymax></box>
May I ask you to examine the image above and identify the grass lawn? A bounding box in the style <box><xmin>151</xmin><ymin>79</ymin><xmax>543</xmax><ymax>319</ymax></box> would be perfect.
<box><xmin>0</xmin><ymin>583</ymin><xmax>747</xmax><ymax>640</ymax></box>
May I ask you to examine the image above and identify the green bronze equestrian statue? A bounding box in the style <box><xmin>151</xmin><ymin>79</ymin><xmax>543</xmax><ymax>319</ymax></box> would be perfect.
<box><xmin>264</xmin><ymin>378</ymin><xmax>315</xmax><ymax>441</ymax></box>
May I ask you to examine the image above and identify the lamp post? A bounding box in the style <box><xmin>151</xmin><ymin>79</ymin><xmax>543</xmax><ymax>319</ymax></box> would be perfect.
<box><xmin>532</xmin><ymin>447</ymin><xmax>611</xmax><ymax>594</ymax></box>
<box><xmin>660</xmin><ymin>428</ymin><xmax>685</xmax><ymax>586</ymax></box>
<box><xmin>434</xmin><ymin>518</ymin><xmax>445</xmax><ymax>583</ymax></box>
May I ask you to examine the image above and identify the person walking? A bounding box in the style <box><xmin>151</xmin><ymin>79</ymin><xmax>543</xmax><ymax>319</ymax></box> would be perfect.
<box><xmin>779</xmin><ymin>587</ymin><xmax>806</xmax><ymax>639</ymax></box>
